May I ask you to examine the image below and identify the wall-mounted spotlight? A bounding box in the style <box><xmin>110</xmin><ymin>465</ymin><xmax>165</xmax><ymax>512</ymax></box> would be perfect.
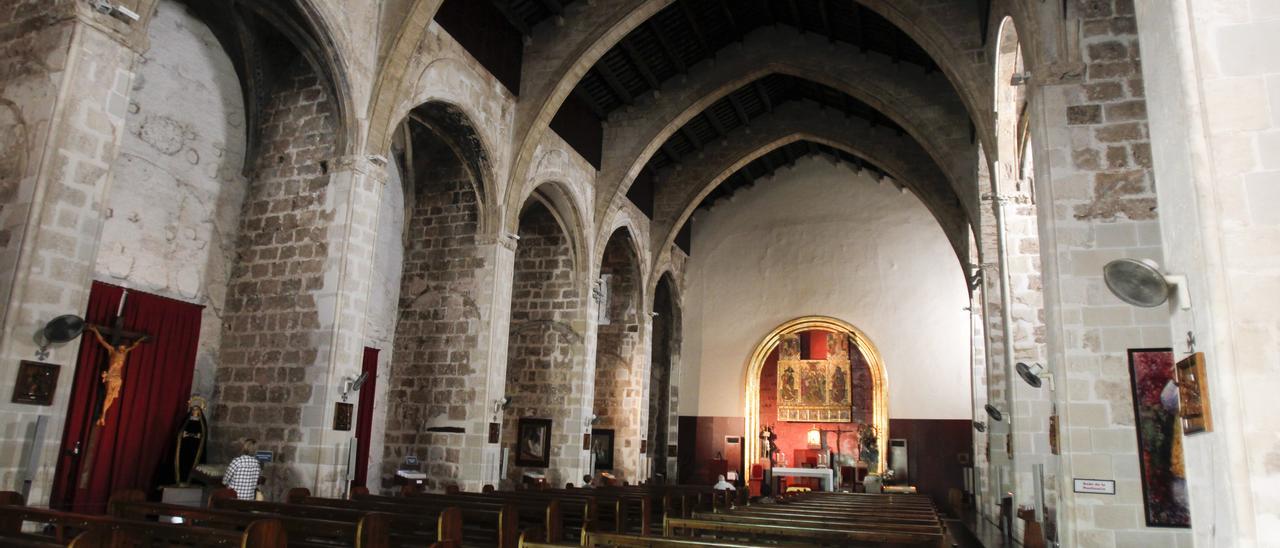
<box><xmin>340</xmin><ymin>372</ymin><xmax>370</xmax><ymax>402</ymax></box>
<box><xmin>35</xmin><ymin>314</ymin><xmax>85</xmax><ymax>360</ymax></box>
<box><xmin>1016</xmin><ymin>362</ymin><xmax>1054</xmax><ymax>390</ymax></box>
<box><xmin>1103</xmin><ymin>258</ymin><xmax>1191</xmax><ymax>310</ymax></box>
<box><xmin>493</xmin><ymin>396</ymin><xmax>512</xmax><ymax>414</ymax></box>
<box><xmin>984</xmin><ymin>404</ymin><xmax>1004</xmax><ymax>422</ymax></box>
<box><xmin>1011</xmin><ymin>71</ymin><xmax>1032</xmax><ymax>86</ymax></box>
<box><xmin>973</xmin><ymin>421</ymin><xmax>987</xmax><ymax>433</ymax></box>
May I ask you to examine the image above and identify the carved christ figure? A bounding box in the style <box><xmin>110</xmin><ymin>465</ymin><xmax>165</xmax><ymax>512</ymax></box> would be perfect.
<box><xmin>88</xmin><ymin>325</ymin><xmax>147</xmax><ymax>426</ymax></box>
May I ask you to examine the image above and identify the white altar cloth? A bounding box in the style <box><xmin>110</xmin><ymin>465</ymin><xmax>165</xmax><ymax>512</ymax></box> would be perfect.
<box><xmin>772</xmin><ymin>466</ymin><xmax>836</xmax><ymax>491</ymax></box>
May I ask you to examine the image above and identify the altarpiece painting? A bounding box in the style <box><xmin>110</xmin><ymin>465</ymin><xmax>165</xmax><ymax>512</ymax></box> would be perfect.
<box><xmin>777</xmin><ymin>333</ymin><xmax>852</xmax><ymax>422</ymax></box>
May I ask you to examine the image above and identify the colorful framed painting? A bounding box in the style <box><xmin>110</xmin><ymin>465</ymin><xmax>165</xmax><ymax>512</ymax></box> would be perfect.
<box><xmin>1127</xmin><ymin>348</ymin><xmax>1191</xmax><ymax>528</ymax></box>
<box><xmin>592</xmin><ymin>428</ymin><xmax>615</xmax><ymax>471</ymax></box>
<box><xmin>515</xmin><ymin>418</ymin><xmax>552</xmax><ymax>467</ymax></box>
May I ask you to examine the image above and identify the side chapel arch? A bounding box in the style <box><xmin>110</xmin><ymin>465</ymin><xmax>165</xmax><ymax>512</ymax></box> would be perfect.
<box><xmin>743</xmin><ymin>316</ymin><xmax>889</xmax><ymax>480</ymax></box>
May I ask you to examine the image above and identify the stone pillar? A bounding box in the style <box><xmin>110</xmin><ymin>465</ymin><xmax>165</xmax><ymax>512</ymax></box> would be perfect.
<box><xmin>303</xmin><ymin>155</ymin><xmax>386</xmax><ymax>498</ymax></box>
<box><xmin>0</xmin><ymin>4</ymin><xmax>140</xmax><ymax>503</ymax></box>
<box><xmin>463</xmin><ymin>236</ymin><xmax>516</xmax><ymax>491</ymax></box>
<box><xmin>1137</xmin><ymin>0</ymin><xmax>1280</xmax><ymax>543</ymax></box>
<box><xmin>1028</xmin><ymin>1</ymin><xmax>1182</xmax><ymax>544</ymax></box>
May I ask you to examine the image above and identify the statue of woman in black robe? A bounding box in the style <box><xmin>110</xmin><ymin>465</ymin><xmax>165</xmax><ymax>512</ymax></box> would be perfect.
<box><xmin>173</xmin><ymin>397</ymin><xmax>208</xmax><ymax>486</ymax></box>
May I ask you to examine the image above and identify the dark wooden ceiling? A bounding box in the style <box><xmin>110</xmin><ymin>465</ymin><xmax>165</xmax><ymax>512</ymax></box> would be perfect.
<box><xmin>491</xmin><ymin>0</ymin><xmax>582</xmax><ymax>35</ymax></box>
<box><xmin>645</xmin><ymin>74</ymin><xmax>904</xmax><ymax>174</ymax></box>
<box><xmin>573</xmin><ymin>0</ymin><xmax>939</xmax><ymax>118</ymax></box>
<box><xmin>696</xmin><ymin>140</ymin><xmax>892</xmax><ymax>211</ymax></box>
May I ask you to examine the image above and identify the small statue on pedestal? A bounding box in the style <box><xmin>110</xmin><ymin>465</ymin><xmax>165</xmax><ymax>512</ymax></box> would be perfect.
<box><xmin>173</xmin><ymin>396</ymin><xmax>209</xmax><ymax>486</ymax></box>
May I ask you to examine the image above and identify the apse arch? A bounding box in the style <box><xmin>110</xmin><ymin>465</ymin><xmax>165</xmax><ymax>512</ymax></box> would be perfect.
<box><xmin>743</xmin><ymin>316</ymin><xmax>889</xmax><ymax>480</ymax></box>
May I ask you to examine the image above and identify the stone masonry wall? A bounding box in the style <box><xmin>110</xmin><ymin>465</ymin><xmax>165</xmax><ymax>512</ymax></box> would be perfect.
<box><xmin>1032</xmin><ymin>0</ymin><xmax>1182</xmax><ymax>544</ymax></box>
<box><xmin>0</xmin><ymin>0</ymin><xmax>77</xmax><ymax>330</ymax></box>
<box><xmin>211</xmin><ymin>60</ymin><xmax>338</xmax><ymax>499</ymax></box>
<box><xmin>504</xmin><ymin>202</ymin><xmax>584</xmax><ymax>487</ymax></box>
<box><xmin>382</xmin><ymin>128</ymin><xmax>483</xmax><ymax>491</ymax></box>
<box><xmin>0</xmin><ymin>5</ymin><xmax>136</xmax><ymax>504</ymax></box>
<box><xmin>592</xmin><ymin>231</ymin><xmax>642</xmax><ymax>481</ymax></box>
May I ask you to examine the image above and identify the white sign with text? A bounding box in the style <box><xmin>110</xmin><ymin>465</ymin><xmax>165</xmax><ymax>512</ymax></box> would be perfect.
<box><xmin>1073</xmin><ymin>478</ymin><xmax>1116</xmax><ymax>495</ymax></box>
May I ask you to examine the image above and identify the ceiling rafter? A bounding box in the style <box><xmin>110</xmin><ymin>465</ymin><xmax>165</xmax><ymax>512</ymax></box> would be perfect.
<box><xmin>595</xmin><ymin>62</ymin><xmax>634</xmax><ymax>105</ymax></box>
<box><xmin>678</xmin><ymin>1</ymin><xmax>709</xmax><ymax>51</ymax></box>
<box><xmin>817</xmin><ymin>0</ymin><xmax>833</xmax><ymax>42</ymax></box>
<box><xmin>491</xmin><ymin>1</ymin><xmax>531</xmax><ymax>36</ymax></box>
<box><xmin>620</xmin><ymin>37</ymin><xmax>661</xmax><ymax>91</ymax></box>
<box><xmin>703</xmin><ymin>110</ymin><xmax>727</xmax><ymax>137</ymax></box>
<box><xmin>753</xmin><ymin>80</ymin><xmax>773</xmax><ymax>112</ymax></box>
<box><xmin>572</xmin><ymin>86</ymin><xmax>606</xmax><ymax>119</ymax></box>
<box><xmin>647</xmin><ymin>20</ymin><xmax>687</xmax><ymax>74</ymax></box>
<box><xmin>727</xmin><ymin>92</ymin><xmax>751</xmax><ymax>126</ymax></box>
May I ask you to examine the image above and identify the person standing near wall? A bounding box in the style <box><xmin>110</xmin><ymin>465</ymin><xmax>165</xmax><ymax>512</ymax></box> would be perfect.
<box><xmin>223</xmin><ymin>439</ymin><xmax>261</xmax><ymax>500</ymax></box>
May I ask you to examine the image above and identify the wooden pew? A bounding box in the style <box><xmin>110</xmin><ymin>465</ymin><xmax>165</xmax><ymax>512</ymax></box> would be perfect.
<box><xmin>497</xmin><ymin>488</ymin><xmax>651</xmax><ymax>535</ymax></box>
<box><xmin>292</xmin><ymin>489</ymin><xmax>518</xmax><ymax>548</ymax></box>
<box><xmin>403</xmin><ymin>491</ymin><xmax>582</xmax><ymax>542</ymax></box>
<box><xmin>664</xmin><ymin>515</ymin><xmax>946</xmax><ymax>547</ymax></box>
<box><xmin>110</xmin><ymin>495</ymin><xmax>388</xmax><ymax>547</ymax></box>
<box><xmin>519</xmin><ymin>529</ymin><xmax>777</xmax><ymax>548</ymax></box>
<box><xmin>0</xmin><ymin>502</ymin><xmax>285</xmax><ymax>547</ymax></box>
<box><xmin>211</xmin><ymin>496</ymin><xmax>463</xmax><ymax>548</ymax></box>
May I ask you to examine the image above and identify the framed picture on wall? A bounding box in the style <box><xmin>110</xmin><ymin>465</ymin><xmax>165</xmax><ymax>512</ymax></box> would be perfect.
<box><xmin>1127</xmin><ymin>348</ymin><xmax>1191</xmax><ymax>528</ymax></box>
<box><xmin>11</xmin><ymin>361</ymin><xmax>59</xmax><ymax>406</ymax></box>
<box><xmin>592</xmin><ymin>428</ymin><xmax>615</xmax><ymax>470</ymax></box>
<box><xmin>515</xmin><ymin>418</ymin><xmax>552</xmax><ymax>467</ymax></box>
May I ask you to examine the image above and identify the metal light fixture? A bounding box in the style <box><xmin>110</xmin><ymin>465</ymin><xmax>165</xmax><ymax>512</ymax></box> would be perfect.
<box><xmin>35</xmin><ymin>315</ymin><xmax>85</xmax><ymax>360</ymax></box>
<box><xmin>984</xmin><ymin>404</ymin><xmax>1004</xmax><ymax>422</ymax></box>
<box><xmin>339</xmin><ymin>372</ymin><xmax>369</xmax><ymax>402</ymax></box>
<box><xmin>973</xmin><ymin>421</ymin><xmax>987</xmax><ymax>433</ymax></box>
<box><xmin>1103</xmin><ymin>258</ymin><xmax>1191</xmax><ymax>309</ymax></box>
<box><xmin>1016</xmin><ymin>362</ymin><xmax>1055</xmax><ymax>390</ymax></box>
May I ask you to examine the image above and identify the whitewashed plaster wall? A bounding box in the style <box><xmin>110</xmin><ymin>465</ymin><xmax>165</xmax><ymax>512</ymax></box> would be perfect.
<box><xmin>679</xmin><ymin>156</ymin><xmax>972</xmax><ymax>420</ymax></box>
<box><xmin>94</xmin><ymin>0</ymin><xmax>247</xmax><ymax>399</ymax></box>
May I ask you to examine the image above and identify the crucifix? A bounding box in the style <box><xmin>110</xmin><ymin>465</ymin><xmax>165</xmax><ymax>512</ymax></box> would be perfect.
<box><xmin>74</xmin><ymin>291</ymin><xmax>151</xmax><ymax>493</ymax></box>
<box><xmin>86</xmin><ymin>294</ymin><xmax>149</xmax><ymax>426</ymax></box>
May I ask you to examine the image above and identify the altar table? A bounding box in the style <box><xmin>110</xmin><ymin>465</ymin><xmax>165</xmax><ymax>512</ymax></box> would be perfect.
<box><xmin>772</xmin><ymin>467</ymin><xmax>836</xmax><ymax>491</ymax></box>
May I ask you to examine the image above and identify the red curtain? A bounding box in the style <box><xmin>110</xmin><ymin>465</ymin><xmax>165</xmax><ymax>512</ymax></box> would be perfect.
<box><xmin>49</xmin><ymin>282</ymin><xmax>203</xmax><ymax>513</ymax></box>
<box><xmin>352</xmin><ymin>347</ymin><xmax>380</xmax><ymax>489</ymax></box>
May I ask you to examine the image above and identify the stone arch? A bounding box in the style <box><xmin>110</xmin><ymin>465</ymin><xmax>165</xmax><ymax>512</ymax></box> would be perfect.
<box><xmin>596</xmin><ymin>26</ymin><xmax>975</xmax><ymax>227</ymax></box>
<box><xmin>502</xmin><ymin>197</ymin><xmax>590</xmax><ymax>487</ymax></box>
<box><xmin>647</xmin><ymin>271</ymin><xmax>681</xmax><ymax>480</ymax></box>
<box><xmin>651</xmin><ymin>102</ymin><xmax>969</xmax><ymax>270</ymax></box>
<box><xmin>743</xmin><ymin>316</ymin><xmax>889</xmax><ymax>480</ymax></box>
<box><xmin>591</xmin><ymin>227</ymin><xmax>646</xmax><ymax>482</ymax></box>
<box><xmin>395</xmin><ymin>100</ymin><xmax>496</xmax><ymax>237</ymax></box>
<box><xmin>374</xmin><ymin>55</ymin><xmax>511</xmax><ymax>227</ymax></box>
<box><xmin>378</xmin><ymin>99</ymin><xmax>491</xmax><ymax>491</ymax></box>
<box><xmin>515</xmin><ymin>179</ymin><xmax>590</xmax><ymax>283</ymax></box>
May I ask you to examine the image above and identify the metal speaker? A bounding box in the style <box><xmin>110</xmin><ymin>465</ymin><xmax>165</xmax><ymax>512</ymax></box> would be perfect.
<box><xmin>1016</xmin><ymin>362</ymin><xmax>1043</xmax><ymax>389</ymax></box>
<box><xmin>984</xmin><ymin>404</ymin><xmax>1004</xmax><ymax>422</ymax></box>
<box><xmin>43</xmin><ymin>315</ymin><xmax>85</xmax><ymax>344</ymax></box>
<box><xmin>1103</xmin><ymin>258</ymin><xmax>1171</xmax><ymax>308</ymax></box>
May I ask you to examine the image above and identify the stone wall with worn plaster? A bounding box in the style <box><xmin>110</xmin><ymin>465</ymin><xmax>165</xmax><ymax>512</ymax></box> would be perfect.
<box><xmin>592</xmin><ymin>229</ymin><xmax>644</xmax><ymax>481</ymax></box>
<box><xmin>95</xmin><ymin>0</ymin><xmax>246</xmax><ymax>399</ymax></box>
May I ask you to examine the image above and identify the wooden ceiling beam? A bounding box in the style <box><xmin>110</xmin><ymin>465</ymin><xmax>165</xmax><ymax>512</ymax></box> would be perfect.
<box><xmin>620</xmin><ymin>37</ymin><xmax>661</xmax><ymax>91</ymax></box>
<box><xmin>787</xmin><ymin>0</ymin><xmax>802</xmax><ymax>32</ymax></box>
<box><xmin>490</xmin><ymin>1</ymin><xmax>531</xmax><ymax>36</ymax></box>
<box><xmin>753</xmin><ymin>80</ymin><xmax>773</xmax><ymax>113</ymax></box>
<box><xmin>572</xmin><ymin>87</ymin><xmax>607</xmax><ymax>119</ymax></box>
<box><xmin>851</xmin><ymin>5</ymin><xmax>866</xmax><ymax>52</ymax></box>
<box><xmin>703</xmin><ymin>110</ymin><xmax>728</xmax><ymax>137</ymax></box>
<box><xmin>680</xmin><ymin>125</ymin><xmax>703</xmax><ymax>149</ymax></box>
<box><xmin>781</xmin><ymin>143</ymin><xmax>798</xmax><ymax>167</ymax></box>
<box><xmin>678</xmin><ymin>1</ymin><xmax>709</xmax><ymax>51</ymax></box>
<box><xmin>596</xmin><ymin>62</ymin><xmax>634</xmax><ymax>105</ymax></box>
<box><xmin>727</xmin><ymin>91</ymin><xmax>752</xmax><ymax>126</ymax></box>
<box><xmin>817</xmin><ymin>0</ymin><xmax>834</xmax><ymax>42</ymax></box>
<box><xmin>719</xmin><ymin>0</ymin><xmax>740</xmax><ymax>36</ymax></box>
<box><xmin>648</xmin><ymin>20</ymin><xmax>687</xmax><ymax>74</ymax></box>
<box><xmin>660</xmin><ymin>141</ymin><xmax>683</xmax><ymax>164</ymax></box>
<box><xmin>538</xmin><ymin>0</ymin><xmax>563</xmax><ymax>17</ymax></box>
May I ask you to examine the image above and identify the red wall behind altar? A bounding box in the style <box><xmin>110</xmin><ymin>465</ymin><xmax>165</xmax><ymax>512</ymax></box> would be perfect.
<box><xmin>758</xmin><ymin>331</ymin><xmax>873</xmax><ymax>465</ymax></box>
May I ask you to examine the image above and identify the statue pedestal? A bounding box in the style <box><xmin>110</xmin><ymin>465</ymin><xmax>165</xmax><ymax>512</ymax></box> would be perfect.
<box><xmin>862</xmin><ymin>474</ymin><xmax>882</xmax><ymax>493</ymax></box>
